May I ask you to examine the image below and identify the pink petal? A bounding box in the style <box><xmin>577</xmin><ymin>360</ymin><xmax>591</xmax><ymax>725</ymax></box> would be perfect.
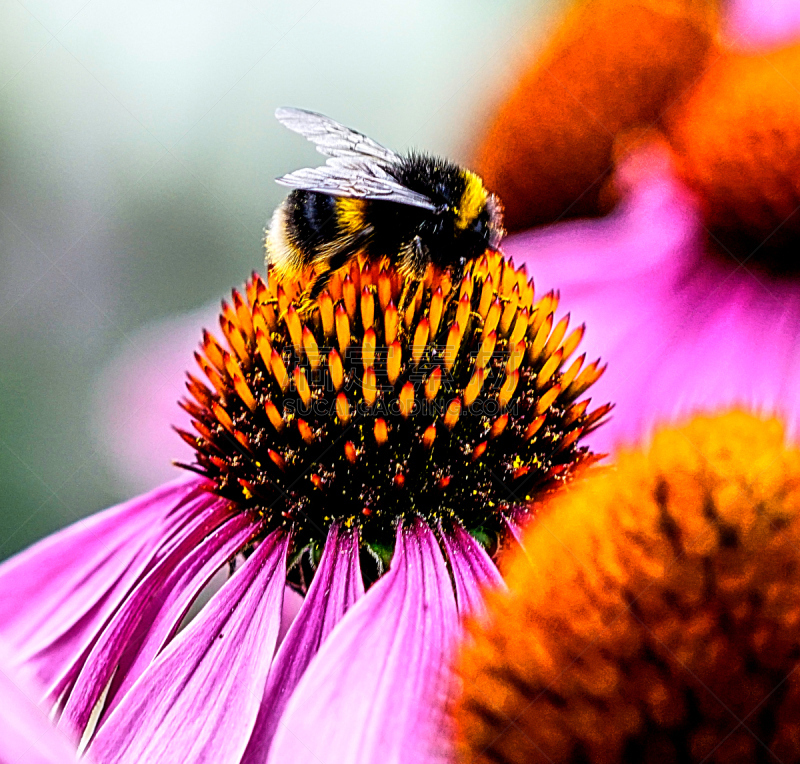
<box><xmin>99</xmin><ymin>515</ymin><xmax>257</xmax><ymax>722</ymax></box>
<box><xmin>0</xmin><ymin>648</ymin><xmax>79</xmax><ymax>764</ymax></box>
<box><xmin>89</xmin><ymin>531</ymin><xmax>288</xmax><ymax>764</ymax></box>
<box><xmin>506</xmin><ymin>144</ymin><xmax>800</xmax><ymax>453</ymax></box>
<box><xmin>60</xmin><ymin>506</ymin><xmax>255</xmax><ymax>739</ymax></box>
<box><xmin>0</xmin><ymin>479</ymin><xmax>211</xmax><ymax>695</ymax></box>
<box><xmin>724</xmin><ymin>0</ymin><xmax>800</xmax><ymax>48</ymax></box>
<box><xmin>241</xmin><ymin>524</ymin><xmax>363</xmax><ymax>764</ymax></box>
<box><xmin>440</xmin><ymin>524</ymin><xmax>504</xmax><ymax>618</ymax></box>
<box><xmin>267</xmin><ymin>520</ymin><xmax>458</xmax><ymax>764</ymax></box>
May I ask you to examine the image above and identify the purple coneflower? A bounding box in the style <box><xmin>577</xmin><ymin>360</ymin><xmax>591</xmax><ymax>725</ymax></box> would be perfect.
<box><xmin>0</xmin><ymin>252</ymin><xmax>608</xmax><ymax>763</ymax></box>
<box><xmin>506</xmin><ymin>132</ymin><xmax>800</xmax><ymax>456</ymax></box>
<box><xmin>473</xmin><ymin>0</ymin><xmax>800</xmax><ymax>457</ymax></box>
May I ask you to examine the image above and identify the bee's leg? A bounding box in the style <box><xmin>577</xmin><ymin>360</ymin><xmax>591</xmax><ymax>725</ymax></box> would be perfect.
<box><xmin>397</xmin><ymin>278</ymin><xmax>420</xmax><ymax>317</ymax></box>
<box><xmin>297</xmin><ymin>228</ymin><xmax>373</xmax><ymax>316</ymax></box>
<box><xmin>396</xmin><ymin>236</ymin><xmax>427</xmax><ymax>316</ymax></box>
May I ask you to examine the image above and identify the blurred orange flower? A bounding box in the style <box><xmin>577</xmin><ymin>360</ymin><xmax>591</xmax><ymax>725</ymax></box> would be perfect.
<box><xmin>479</xmin><ymin>0</ymin><xmax>800</xmax><ymax>253</ymax></box>
<box><xmin>455</xmin><ymin>410</ymin><xmax>800</xmax><ymax>763</ymax></box>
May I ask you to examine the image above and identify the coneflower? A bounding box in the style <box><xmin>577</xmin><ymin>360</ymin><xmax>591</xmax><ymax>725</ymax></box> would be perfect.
<box><xmin>475</xmin><ymin>0</ymin><xmax>800</xmax><ymax>454</ymax></box>
<box><xmin>0</xmin><ymin>251</ymin><xmax>608</xmax><ymax>764</ymax></box>
<box><xmin>455</xmin><ymin>411</ymin><xmax>800</xmax><ymax>764</ymax></box>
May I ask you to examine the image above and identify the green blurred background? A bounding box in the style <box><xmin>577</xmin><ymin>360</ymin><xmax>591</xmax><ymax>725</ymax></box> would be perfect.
<box><xmin>0</xmin><ymin>0</ymin><xmax>560</xmax><ymax>559</ymax></box>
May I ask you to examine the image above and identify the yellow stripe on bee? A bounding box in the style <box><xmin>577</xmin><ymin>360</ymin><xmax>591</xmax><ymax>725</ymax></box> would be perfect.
<box><xmin>455</xmin><ymin>171</ymin><xmax>487</xmax><ymax>230</ymax></box>
<box><xmin>336</xmin><ymin>197</ymin><xmax>368</xmax><ymax>235</ymax></box>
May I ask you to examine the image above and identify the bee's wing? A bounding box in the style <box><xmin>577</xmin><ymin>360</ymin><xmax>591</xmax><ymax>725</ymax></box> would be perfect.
<box><xmin>276</xmin><ymin>107</ymin><xmax>401</xmax><ymax>167</ymax></box>
<box><xmin>276</xmin><ymin>165</ymin><xmax>437</xmax><ymax>212</ymax></box>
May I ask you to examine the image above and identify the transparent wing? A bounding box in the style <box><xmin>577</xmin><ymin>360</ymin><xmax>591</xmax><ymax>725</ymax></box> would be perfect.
<box><xmin>276</xmin><ymin>107</ymin><xmax>401</xmax><ymax>166</ymax></box>
<box><xmin>276</xmin><ymin>165</ymin><xmax>437</xmax><ymax>211</ymax></box>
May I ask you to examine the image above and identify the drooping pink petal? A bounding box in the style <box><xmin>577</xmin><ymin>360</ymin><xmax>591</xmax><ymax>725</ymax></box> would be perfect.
<box><xmin>241</xmin><ymin>523</ymin><xmax>363</xmax><ymax>764</ymax></box>
<box><xmin>506</xmin><ymin>144</ymin><xmax>800</xmax><ymax>452</ymax></box>
<box><xmin>0</xmin><ymin>478</ymin><xmax>213</xmax><ymax>695</ymax></box>
<box><xmin>440</xmin><ymin>524</ymin><xmax>504</xmax><ymax>618</ymax></box>
<box><xmin>267</xmin><ymin>520</ymin><xmax>458</xmax><ymax>764</ymax></box>
<box><xmin>59</xmin><ymin>505</ymin><xmax>255</xmax><ymax>739</ymax></box>
<box><xmin>0</xmin><ymin>648</ymin><xmax>79</xmax><ymax>764</ymax></box>
<box><xmin>98</xmin><ymin>514</ymin><xmax>257</xmax><ymax>722</ymax></box>
<box><xmin>89</xmin><ymin>530</ymin><xmax>288</xmax><ymax>764</ymax></box>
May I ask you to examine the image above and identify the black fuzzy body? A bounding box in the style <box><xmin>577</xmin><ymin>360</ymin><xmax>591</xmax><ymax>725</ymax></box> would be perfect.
<box><xmin>278</xmin><ymin>153</ymin><xmax>501</xmax><ymax>293</ymax></box>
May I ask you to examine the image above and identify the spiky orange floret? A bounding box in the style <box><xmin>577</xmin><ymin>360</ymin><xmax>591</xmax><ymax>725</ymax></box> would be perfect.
<box><xmin>475</xmin><ymin>0</ymin><xmax>718</xmax><ymax>230</ymax></box>
<box><xmin>178</xmin><ymin>253</ymin><xmax>608</xmax><ymax>551</ymax></box>
<box><xmin>455</xmin><ymin>411</ymin><xmax>800</xmax><ymax>764</ymax></box>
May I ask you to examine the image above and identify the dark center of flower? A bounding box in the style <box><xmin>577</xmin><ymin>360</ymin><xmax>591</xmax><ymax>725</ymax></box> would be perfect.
<box><xmin>177</xmin><ymin>252</ymin><xmax>609</xmax><ymax>571</ymax></box>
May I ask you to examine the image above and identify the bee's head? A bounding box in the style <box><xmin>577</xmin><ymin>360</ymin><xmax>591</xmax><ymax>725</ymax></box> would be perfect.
<box><xmin>447</xmin><ymin>172</ymin><xmax>505</xmax><ymax>263</ymax></box>
<box><xmin>408</xmin><ymin>159</ymin><xmax>505</xmax><ymax>279</ymax></box>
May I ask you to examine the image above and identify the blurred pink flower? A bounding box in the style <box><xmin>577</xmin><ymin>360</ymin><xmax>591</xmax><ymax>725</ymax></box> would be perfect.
<box><xmin>725</xmin><ymin>0</ymin><xmax>800</xmax><ymax>48</ymax></box>
<box><xmin>506</xmin><ymin>144</ymin><xmax>800</xmax><ymax>454</ymax></box>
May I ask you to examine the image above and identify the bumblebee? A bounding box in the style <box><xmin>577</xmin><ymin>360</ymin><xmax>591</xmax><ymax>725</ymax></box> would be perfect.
<box><xmin>266</xmin><ymin>108</ymin><xmax>504</xmax><ymax>308</ymax></box>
